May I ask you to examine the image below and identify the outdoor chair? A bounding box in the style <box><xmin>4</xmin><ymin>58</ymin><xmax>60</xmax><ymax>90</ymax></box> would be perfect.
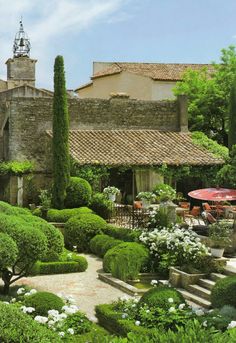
<box><xmin>179</xmin><ymin>202</ymin><xmax>190</xmax><ymax>209</ymax></box>
<box><xmin>202</xmin><ymin>202</ymin><xmax>213</xmax><ymax>213</ymax></box>
<box><xmin>184</xmin><ymin>206</ymin><xmax>201</xmax><ymax>224</ymax></box>
<box><xmin>202</xmin><ymin>202</ymin><xmax>224</xmax><ymax>218</ymax></box>
<box><xmin>201</xmin><ymin>211</ymin><xmax>217</xmax><ymax>225</ymax></box>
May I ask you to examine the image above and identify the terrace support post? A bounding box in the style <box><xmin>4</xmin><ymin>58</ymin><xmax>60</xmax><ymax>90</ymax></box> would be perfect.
<box><xmin>132</xmin><ymin>168</ymin><xmax>135</xmax><ymax>230</ymax></box>
<box><xmin>178</xmin><ymin>95</ymin><xmax>188</xmax><ymax>132</ymax></box>
<box><xmin>17</xmin><ymin>175</ymin><xmax>23</xmax><ymax>207</ymax></box>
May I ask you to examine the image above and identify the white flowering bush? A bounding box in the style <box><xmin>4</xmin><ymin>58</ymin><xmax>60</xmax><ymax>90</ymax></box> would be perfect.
<box><xmin>9</xmin><ymin>288</ymin><xmax>93</xmax><ymax>340</ymax></box>
<box><xmin>108</xmin><ymin>295</ymin><xmax>236</xmax><ymax>333</ymax></box>
<box><xmin>111</xmin><ymin>296</ymin><xmax>205</xmax><ymax>331</ymax></box>
<box><xmin>139</xmin><ymin>226</ymin><xmax>208</xmax><ymax>274</ymax></box>
<box><xmin>103</xmin><ymin>186</ymin><xmax>120</xmax><ymax>195</ymax></box>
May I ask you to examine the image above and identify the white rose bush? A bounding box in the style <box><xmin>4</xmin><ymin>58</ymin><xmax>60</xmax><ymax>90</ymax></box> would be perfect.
<box><xmin>139</xmin><ymin>225</ymin><xmax>208</xmax><ymax>274</ymax></box>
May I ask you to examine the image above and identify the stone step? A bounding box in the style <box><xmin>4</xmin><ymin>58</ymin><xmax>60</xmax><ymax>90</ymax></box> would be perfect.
<box><xmin>198</xmin><ymin>278</ymin><xmax>215</xmax><ymax>290</ymax></box>
<box><xmin>224</xmin><ymin>266</ymin><xmax>236</xmax><ymax>276</ymax></box>
<box><xmin>210</xmin><ymin>273</ymin><xmax>226</xmax><ymax>282</ymax></box>
<box><xmin>177</xmin><ymin>288</ymin><xmax>211</xmax><ymax>309</ymax></box>
<box><xmin>187</xmin><ymin>284</ymin><xmax>211</xmax><ymax>300</ymax></box>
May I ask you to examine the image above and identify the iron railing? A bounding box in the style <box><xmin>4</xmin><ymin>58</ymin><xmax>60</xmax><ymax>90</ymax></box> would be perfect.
<box><xmin>110</xmin><ymin>204</ymin><xmax>150</xmax><ymax>229</ymax></box>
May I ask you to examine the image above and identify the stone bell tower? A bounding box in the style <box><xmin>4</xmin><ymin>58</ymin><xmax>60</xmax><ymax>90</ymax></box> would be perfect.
<box><xmin>5</xmin><ymin>19</ymin><xmax>37</xmax><ymax>89</ymax></box>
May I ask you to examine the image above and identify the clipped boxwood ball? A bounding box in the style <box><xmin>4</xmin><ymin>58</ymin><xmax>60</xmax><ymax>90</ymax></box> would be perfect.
<box><xmin>211</xmin><ymin>276</ymin><xmax>236</xmax><ymax>308</ymax></box>
<box><xmin>65</xmin><ymin>177</ymin><xmax>92</xmax><ymax>208</ymax></box>
<box><xmin>103</xmin><ymin>242</ymin><xmax>150</xmax><ymax>281</ymax></box>
<box><xmin>89</xmin><ymin>234</ymin><xmax>122</xmax><ymax>257</ymax></box>
<box><xmin>24</xmin><ymin>291</ymin><xmax>64</xmax><ymax>316</ymax></box>
<box><xmin>0</xmin><ymin>232</ymin><xmax>18</xmax><ymax>269</ymax></box>
<box><xmin>139</xmin><ymin>286</ymin><xmax>185</xmax><ymax>310</ymax></box>
<box><xmin>64</xmin><ymin>213</ymin><xmax>107</xmax><ymax>252</ymax></box>
<box><xmin>47</xmin><ymin>207</ymin><xmax>93</xmax><ymax>223</ymax></box>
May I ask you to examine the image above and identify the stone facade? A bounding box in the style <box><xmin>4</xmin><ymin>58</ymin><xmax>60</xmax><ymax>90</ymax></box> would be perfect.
<box><xmin>6</xmin><ymin>57</ymin><xmax>37</xmax><ymax>88</ymax></box>
<box><xmin>1</xmin><ymin>94</ymin><xmax>187</xmax><ymax>173</ymax></box>
<box><xmin>0</xmin><ymin>37</ymin><xmax>192</xmax><ymax>205</ymax></box>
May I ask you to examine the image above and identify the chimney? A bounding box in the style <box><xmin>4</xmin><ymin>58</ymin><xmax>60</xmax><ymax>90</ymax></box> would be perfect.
<box><xmin>177</xmin><ymin>95</ymin><xmax>188</xmax><ymax>132</ymax></box>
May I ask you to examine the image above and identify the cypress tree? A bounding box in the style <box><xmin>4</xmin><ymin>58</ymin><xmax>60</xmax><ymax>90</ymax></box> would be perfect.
<box><xmin>52</xmin><ymin>55</ymin><xmax>70</xmax><ymax>209</ymax></box>
<box><xmin>228</xmin><ymin>75</ymin><xmax>236</xmax><ymax>149</ymax></box>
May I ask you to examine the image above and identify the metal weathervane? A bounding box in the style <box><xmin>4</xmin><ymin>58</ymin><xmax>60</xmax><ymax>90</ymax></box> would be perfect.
<box><xmin>13</xmin><ymin>18</ymin><xmax>31</xmax><ymax>57</ymax></box>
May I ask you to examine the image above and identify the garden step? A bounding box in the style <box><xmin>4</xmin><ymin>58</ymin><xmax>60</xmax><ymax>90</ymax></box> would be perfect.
<box><xmin>198</xmin><ymin>278</ymin><xmax>215</xmax><ymax>290</ymax></box>
<box><xmin>210</xmin><ymin>273</ymin><xmax>226</xmax><ymax>282</ymax></box>
<box><xmin>177</xmin><ymin>288</ymin><xmax>211</xmax><ymax>309</ymax></box>
<box><xmin>187</xmin><ymin>284</ymin><xmax>211</xmax><ymax>300</ymax></box>
<box><xmin>224</xmin><ymin>266</ymin><xmax>236</xmax><ymax>276</ymax></box>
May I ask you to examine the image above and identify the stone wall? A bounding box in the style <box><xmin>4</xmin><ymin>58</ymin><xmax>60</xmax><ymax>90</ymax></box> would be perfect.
<box><xmin>6</xmin><ymin>57</ymin><xmax>36</xmax><ymax>88</ymax></box>
<box><xmin>7</xmin><ymin>96</ymin><xmax>185</xmax><ymax>172</ymax></box>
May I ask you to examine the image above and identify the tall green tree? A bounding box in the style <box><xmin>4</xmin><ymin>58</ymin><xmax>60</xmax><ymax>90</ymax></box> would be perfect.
<box><xmin>52</xmin><ymin>55</ymin><xmax>70</xmax><ymax>209</ymax></box>
<box><xmin>174</xmin><ymin>46</ymin><xmax>236</xmax><ymax>146</ymax></box>
<box><xmin>228</xmin><ymin>76</ymin><xmax>236</xmax><ymax>149</ymax></box>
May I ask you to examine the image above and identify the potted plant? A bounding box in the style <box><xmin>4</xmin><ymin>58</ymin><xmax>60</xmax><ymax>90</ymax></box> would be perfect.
<box><xmin>153</xmin><ymin>183</ymin><xmax>176</xmax><ymax>203</ymax></box>
<box><xmin>137</xmin><ymin>192</ymin><xmax>156</xmax><ymax>209</ymax></box>
<box><xmin>103</xmin><ymin>186</ymin><xmax>120</xmax><ymax>202</ymax></box>
<box><xmin>38</xmin><ymin>189</ymin><xmax>52</xmax><ymax>219</ymax></box>
<box><xmin>208</xmin><ymin>221</ymin><xmax>232</xmax><ymax>258</ymax></box>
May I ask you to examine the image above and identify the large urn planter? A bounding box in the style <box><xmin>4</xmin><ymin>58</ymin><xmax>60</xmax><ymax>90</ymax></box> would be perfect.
<box><xmin>169</xmin><ymin>267</ymin><xmax>206</xmax><ymax>289</ymax></box>
<box><xmin>108</xmin><ymin>193</ymin><xmax>116</xmax><ymax>202</ymax></box>
<box><xmin>141</xmin><ymin>199</ymin><xmax>151</xmax><ymax>209</ymax></box>
<box><xmin>211</xmin><ymin>248</ymin><xmax>225</xmax><ymax>258</ymax></box>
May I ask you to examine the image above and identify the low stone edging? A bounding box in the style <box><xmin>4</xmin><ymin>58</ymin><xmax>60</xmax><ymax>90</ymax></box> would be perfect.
<box><xmin>98</xmin><ymin>272</ymin><xmax>160</xmax><ymax>296</ymax></box>
<box><xmin>169</xmin><ymin>266</ymin><xmax>206</xmax><ymax>288</ymax></box>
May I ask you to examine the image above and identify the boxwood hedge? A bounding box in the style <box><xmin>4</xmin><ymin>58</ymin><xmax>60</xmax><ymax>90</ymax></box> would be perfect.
<box><xmin>64</xmin><ymin>213</ymin><xmax>107</xmax><ymax>252</ymax></box>
<box><xmin>89</xmin><ymin>234</ymin><xmax>122</xmax><ymax>257</ymax></box>
<box><xmin>103</xmin><ymin>242</ymin><xmax>150</xmax><ymax>281</ymax></box>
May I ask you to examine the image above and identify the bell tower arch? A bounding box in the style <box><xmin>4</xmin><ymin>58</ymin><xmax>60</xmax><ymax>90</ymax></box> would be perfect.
<box><xmin>5</xmin><ymin>19</ymin><xmax>37</xmax><ymax>89</ymax></box>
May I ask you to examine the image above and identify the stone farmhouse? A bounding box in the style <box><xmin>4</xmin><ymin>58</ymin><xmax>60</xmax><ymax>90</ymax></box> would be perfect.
<box><xmin>0</xmin><ymin>22</ymin><xmax>223</xmax><ymax>204</ymax></box>
<box><xmin>75</xmin><ymin>61</ymin><xmax>214</xmax><ymax>100</ymax></box>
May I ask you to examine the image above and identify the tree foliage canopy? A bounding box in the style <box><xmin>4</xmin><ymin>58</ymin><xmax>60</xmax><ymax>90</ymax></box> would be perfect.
<box><xmin>174</xmin><ymin>46</ymin><xmax>236</xmax><ymax>146</ymax></box>
<box><xmin>52</xmin><ymin>55</ymin><xmax>70</xmax><ymax>209</ymax></box>
<box><xmin>228</xmin><ymin>75</ymin><xmax>236</xmax><ymax>149</ymax></box>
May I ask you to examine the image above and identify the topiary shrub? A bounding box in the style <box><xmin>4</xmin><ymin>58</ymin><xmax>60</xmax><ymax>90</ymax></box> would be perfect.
<box><xmin>0</xmin><ymin>201</ymin><xmax>31</xmax><ymax>216</ymax></box>
<box><xmin>139</xmin><ymin>286</ymin><xmax>185</xmax><ymax>310</ymax></box>
<box><xmin>47</xmin><ymin>207</ymin><xmax>93</xmax><ymax>223</ymax></box>
<box><xmin>64</xmin><ymin>213</ymin><xmax>107</xmax><ymax>252</ymax></box>
<box><xmin>32</xmin><ymin>207</ymin><xmax>42</xmax><ymax>217</ymax></box>
<box><xmin>211</xmin><ymin>276</ymin><xmax>236</xmax><ymax>308</ymax></box>
<box><xmin>89</xmin><ymin>234</ymin><xmax>122</xmax><ymax>257</ymax></box>
<box><xmin>102</xmin><ymin>224</ymin><xmax>142</xmax><ymax>242</ymax></box>
<box><xmin>24</xmin><ymin>291</ymin><xmax>64</xmax><ymax>316</ymax></box>
<box><xmin>103</xmin><ymin>242</ymin><xmax>150</xmax><ymax>281</ymax></box>
<box><xmin>31</xmin><ymin>220</ymin><xmax>64</xmax><ymax>262</ymax></box>
<box><xmin>0</xmin><ymin>232</ymin><xmax>18</xmax><ymax>269</ymax></box>
<box><xmin>0</xmin><ymin>212</ymin><xmax>48</xmax><ymax>293</ymax></box>
<box><xmin>65</xmin><ymin>177</ymin><xmax>92</xmax><ymax>208</ymax></box>
<box><xmin>90</xmin><ymin>193</ymin><xmax>114</xmax><ymax>219</ymax></box>
<box><xmin>0</xmin><ymin>302</ymin><xmax>61</xmax><ymax>343</ymax></box>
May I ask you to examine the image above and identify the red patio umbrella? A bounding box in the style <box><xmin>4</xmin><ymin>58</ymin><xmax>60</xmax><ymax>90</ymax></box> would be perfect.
<box><xmin>188</xmin><ymin>188</ymin><xmax>236</xmax><ymax>202</ymax></box>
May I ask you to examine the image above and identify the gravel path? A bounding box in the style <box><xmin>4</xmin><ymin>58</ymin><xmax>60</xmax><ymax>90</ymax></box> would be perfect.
<box><xmin>13</xmin><ymin>254</ymin><xmax>131</xmax><ymax>320</ymax></box>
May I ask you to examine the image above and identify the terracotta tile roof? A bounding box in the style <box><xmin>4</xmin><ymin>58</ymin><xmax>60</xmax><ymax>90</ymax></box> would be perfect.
<box><xmin>74</xmin><ymin>81</ymin><xmax>93</xmax><ymax>92</ymax></box>
<box><xmin>92</xmin><ymin>62</ymin><xmax>215</xmax><ymax>81</ymax></box>
<box><xmin>47</xmin><ymin>130</ymin><xmax>224</xmax><ymax>166</ymax></box>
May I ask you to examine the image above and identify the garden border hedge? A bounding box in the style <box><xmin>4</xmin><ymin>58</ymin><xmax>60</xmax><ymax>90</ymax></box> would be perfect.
<box><xmin>95</xmin><ymin>304</ymin><xmax>154</xmax><ymax>337</ymax></box>
<box><xmin>30</xmin><ymin>258</ymin><xmax>88</xmax><ymax>275</ymax></box>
